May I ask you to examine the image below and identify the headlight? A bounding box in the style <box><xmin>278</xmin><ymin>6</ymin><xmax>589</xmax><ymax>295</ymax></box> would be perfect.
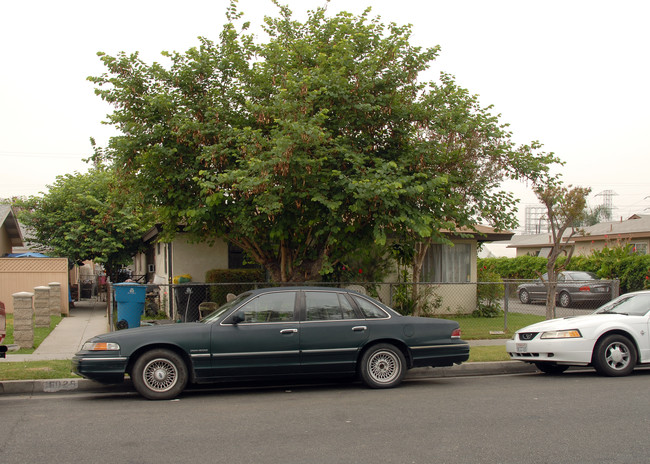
<box><xmin>82</xmin><ymin>342</ymin><xmax>120</xmax><ymax>351</ymax></box>
<box><xmin>540</xmin><ymin>330</ymin><xmax>582</xmax><ymax>339</ymax></box>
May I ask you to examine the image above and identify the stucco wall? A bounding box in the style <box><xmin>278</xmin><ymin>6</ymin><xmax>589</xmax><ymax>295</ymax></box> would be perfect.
<box><xmin>172</xmin><ymin>237</ymin><xmax>229</xmax><ymax>282</ymax></box>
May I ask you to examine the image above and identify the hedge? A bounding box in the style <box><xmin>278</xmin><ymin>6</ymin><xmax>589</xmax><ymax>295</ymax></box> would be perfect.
<box><xmin>478</xmin><ymin>253</ymin><xmax>650</xmax><ymax>294</ymax></box>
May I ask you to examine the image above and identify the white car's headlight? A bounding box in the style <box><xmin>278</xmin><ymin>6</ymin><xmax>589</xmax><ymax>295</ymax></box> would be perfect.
<box><xmin>540</xmin><ymin>330</ymin><xmax>582</xmax><ymax>339</ymax></box>
<box><xmin>82</xmin><ymin>342</ymin><xmax>120</xmax><ymax>351</ymax></box>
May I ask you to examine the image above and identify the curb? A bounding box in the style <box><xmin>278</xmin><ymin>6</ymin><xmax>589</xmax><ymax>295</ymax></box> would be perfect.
<box><xmin>0</xmin><ymin>361</ymin><xmax>538</xmax><ymax>397</ymax></box>
<box><xmin>0</xmin><ymin>378</ymin><xmax>134</xmax><ymax>396</ymax></box>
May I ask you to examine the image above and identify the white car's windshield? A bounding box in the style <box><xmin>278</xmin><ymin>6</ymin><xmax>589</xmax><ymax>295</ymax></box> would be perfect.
<box><xmin>594</xmin><ymin>293</ymin><xmax>650</xmax><ymax>316</ymax></box>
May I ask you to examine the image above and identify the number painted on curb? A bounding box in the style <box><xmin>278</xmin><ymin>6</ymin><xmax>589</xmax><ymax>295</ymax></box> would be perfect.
<box><xmin>43</xmin><ymin>380</ymin><xmax>78</xmax><ymax>392</ymax></box>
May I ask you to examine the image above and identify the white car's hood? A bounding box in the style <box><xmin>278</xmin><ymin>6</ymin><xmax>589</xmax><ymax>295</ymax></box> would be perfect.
<box><xmin>518</xmin><ymin>314</ymin><xmax>629</xmax><ymax>333</ymax></box>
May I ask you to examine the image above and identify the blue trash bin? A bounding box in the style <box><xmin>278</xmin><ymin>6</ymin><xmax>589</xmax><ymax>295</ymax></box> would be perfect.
<box><xmin>114</xmin><ymin>283</ymin><xmax>147</xmax><ymax>330</ymax></box>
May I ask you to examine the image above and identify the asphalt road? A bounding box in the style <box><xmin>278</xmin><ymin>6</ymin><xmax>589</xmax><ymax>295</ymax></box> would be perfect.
<box><xmin>2</xmin><ymin>370</ymin><xmax>650</xmax><ymax>464</ymax></box>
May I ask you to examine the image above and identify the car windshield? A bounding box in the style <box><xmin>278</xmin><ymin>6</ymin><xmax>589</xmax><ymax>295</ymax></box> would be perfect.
<box><xmin>568</xmin><ymin>271</ymin><xmax>598</xmax><ymax>280</ymax></box>
<box><xmin>201</xmin><ymin>292</ymin><xmax>252</xmax><ymax>323</ymax></box>
<box><xmin>594</xmin><ymin>293</ymin><xmax>650</xmax><ymax>316</ymax></box>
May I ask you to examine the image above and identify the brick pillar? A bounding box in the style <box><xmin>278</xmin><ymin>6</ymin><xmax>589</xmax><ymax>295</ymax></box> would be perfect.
<box><xmin>34</xmin><ymin>286</ymin><xmax>51</xmax><ymax>328</ymax></box>
<box><xmin>13</xmin><ymin>292</ymin><xmax>34</xmax><ymax>349</ymax></box>
<box><xmin>49</xmin><ymin>282</ymin><xmax>62</xmax><ymax>316</ymax></box>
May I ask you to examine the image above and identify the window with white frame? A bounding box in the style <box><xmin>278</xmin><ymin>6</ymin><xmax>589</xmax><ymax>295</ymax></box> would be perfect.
<box><xmin>421</xmin><ymin>243</ymin><xmax>472</xmax><ymax>283</ymax></box>
<box><xmin>632</xmin><ymin>242</ymin><xmax>648</xmax><ymax>255</ymax></box>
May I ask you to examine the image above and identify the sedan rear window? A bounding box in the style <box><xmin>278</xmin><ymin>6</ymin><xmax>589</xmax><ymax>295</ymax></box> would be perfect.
<box><xmin>305</xmin><ymin>291</ymin><xmax>357</xmax><ymax>320</ymax></box>
<box><xmin>351</xmin><ymin>295</ymin><xmax>389</xmax><ymax>319</ymax></box>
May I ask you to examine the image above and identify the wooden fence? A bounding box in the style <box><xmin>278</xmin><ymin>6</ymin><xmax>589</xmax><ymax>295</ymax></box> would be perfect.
<box><xmin>0</xmin><ymin>258</ymin><xmax>69</xmax><ymax>315</ymax></box>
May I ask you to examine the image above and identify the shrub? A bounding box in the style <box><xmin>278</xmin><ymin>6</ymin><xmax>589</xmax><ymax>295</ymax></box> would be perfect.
<box><xmin>475</xmin><ymin>265</ymin><xmax>504</xmax><ymax>317</ymax></box>
<box><xmin>477</xmin><ymin>256</ymin><xmax>546</xmax><ymax>280</ymax></box>
<box><xmin>479</xmin><ymin>247</ymin><xmax>650</xmax><ymax>295</ymax></box>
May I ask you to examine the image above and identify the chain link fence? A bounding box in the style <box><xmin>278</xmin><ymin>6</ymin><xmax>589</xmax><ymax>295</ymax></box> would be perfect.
<box><xmin>107</xmin><ymin>279</ymin><xmax>620</xmax><ymax>337</ymax></box>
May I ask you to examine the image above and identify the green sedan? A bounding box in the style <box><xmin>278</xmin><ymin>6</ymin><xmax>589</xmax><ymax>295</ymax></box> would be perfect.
<box><xmin>73</xmin><ymin>287</ymin><xmax>469</xmax><ymax>400</ymax></box>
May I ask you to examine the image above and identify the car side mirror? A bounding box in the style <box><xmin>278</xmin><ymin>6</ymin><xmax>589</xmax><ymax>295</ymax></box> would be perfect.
<box><xmin>229</xmin><ymin>312</ymin><xmax>245</xmax><ymax>325</ymax></box>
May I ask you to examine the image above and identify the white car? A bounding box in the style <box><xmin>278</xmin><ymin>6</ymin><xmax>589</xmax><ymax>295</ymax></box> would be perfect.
<box><xmin>506</xmin><ymin>291</ymin><xmax>650</xmax><ymax>376</ymax></box>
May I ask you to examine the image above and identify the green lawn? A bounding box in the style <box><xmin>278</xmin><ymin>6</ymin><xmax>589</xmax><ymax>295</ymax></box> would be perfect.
<box><xmin>3</xmin><ymin>314</ymin><xmax>64</xmax><ymax>354</ymax></box>
<box><xmin>444</xmin><ymin>312</ymin><xmax>545</xmax><ymax>340</ymax></box>
<box><xmin>468</xmin><ymin>345</ymin><xmax>510</xmax><ymax>362</ymax></box>
<box><xmin>0</xmin><ymin>360</ymin><xmax>74</xmax><ymax>380</ymax></box>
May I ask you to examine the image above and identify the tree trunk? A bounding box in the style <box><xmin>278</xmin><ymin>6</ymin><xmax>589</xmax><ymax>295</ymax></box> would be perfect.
<box><xmin>411</xmin><ymin>240</ymin><xmax>431</xmax><ymax>317</ymax></box>
<box><xmin>545</xmin><ymin>280</ymin><xmax>557</xmax><ymax>320</ymax></box>
<box><xmin>544</xmin><ymin>258</ymin><xmax>559</xmax><ymax>320</ymax></box>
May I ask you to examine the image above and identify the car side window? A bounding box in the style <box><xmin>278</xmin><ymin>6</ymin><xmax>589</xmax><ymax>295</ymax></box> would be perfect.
<box><xmin>305</xmin><ymin>292</ymin><xmax>357</xmax><ymax>320</ymax></box>
<box><xmin>351</xmin><ymin>295</ymin><xmax>389</xmax><ymax>319</ymax></box>
<box><xmin>232</xmin><ymin>292</ymin><xmax>296</xmax><ymax>323</ymax></box>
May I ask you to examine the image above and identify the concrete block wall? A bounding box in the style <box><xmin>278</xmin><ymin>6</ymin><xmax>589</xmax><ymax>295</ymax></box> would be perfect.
<box><xmin>34</xmin><ymin>286</ymin><xmax>51</xmax><ymax>328</ymax></box>
<box><xmin>13</xmin><ymin>292</ymin><xmax>34</xmax><ymax>349</ymax></box>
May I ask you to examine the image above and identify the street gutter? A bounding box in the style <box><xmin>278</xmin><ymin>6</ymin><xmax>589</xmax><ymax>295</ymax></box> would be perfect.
<box><xmin>0</xmin><ymin>361</ymin><xmax>539</xmax><ymax>396</ymax></box>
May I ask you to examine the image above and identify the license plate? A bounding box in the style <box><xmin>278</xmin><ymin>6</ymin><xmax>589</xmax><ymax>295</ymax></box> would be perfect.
<box><xmin>516</xmin><ymin>343</ymin><xmax>527</xmax><ymax>353</ymax></box>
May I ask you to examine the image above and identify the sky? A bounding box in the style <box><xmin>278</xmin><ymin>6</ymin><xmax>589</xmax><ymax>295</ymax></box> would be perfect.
<box><xmin>1</xmin><ymin>0</ymin><xmax>649</xmax><ymax>234</ymax></box>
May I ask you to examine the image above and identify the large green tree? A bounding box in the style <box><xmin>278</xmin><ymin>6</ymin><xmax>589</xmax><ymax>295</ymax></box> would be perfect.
<box><xmin>90</xmin><ymin>1</ymin><xmax>557</xmax><ymax>282</ymax></box>
<box><xmin>15</xmin><ymin>166</ymin><xmax>153</xmax><ymax>278</ymax></box>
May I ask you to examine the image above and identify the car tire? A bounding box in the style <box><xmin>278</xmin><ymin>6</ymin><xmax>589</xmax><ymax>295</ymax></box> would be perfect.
<box><xmin>132</xmin><ymin>349</ymin><xmax>188</xmax><ymax>400</ymax></box>
<box><xmin>360</xmin><ymin>343</ymin><xmax>407</xmax><ymax>389</ymax></box>
<box><xmin>519</xmin><ymin>289</ymin><xmax>530</xmax><ymax>304</ymax></box>
<box><xmin>558</xmin><ymin>292</ymin><xmax>572</xmax><ymax>308</ymax></box>
<box><xmin>592</xmin><ymin>334</ymin><xmax>637</xmax><ymax>377</ymax></box>
<box><xmin>534</xmin><ymin>362</ymin><xmax>569</xmax><ymax>375</ymax></box>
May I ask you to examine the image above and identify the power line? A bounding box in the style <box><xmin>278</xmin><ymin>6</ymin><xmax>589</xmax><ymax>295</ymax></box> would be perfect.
<box><xmin>0</xmin><ymin>151</ymin><xmax>88</xmax><ymax>159</ymax></box>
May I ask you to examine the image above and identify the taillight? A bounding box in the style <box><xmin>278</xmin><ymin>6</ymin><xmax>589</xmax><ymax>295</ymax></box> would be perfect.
<box><xmin>451</xmin><ymin>328</ymin><xmax>461</xmax><ymax>339</ymax></box>
<box><xmin>579</xmin><ymin>286</ymin><xmax>590</xmax><ymax>292</ymax></box>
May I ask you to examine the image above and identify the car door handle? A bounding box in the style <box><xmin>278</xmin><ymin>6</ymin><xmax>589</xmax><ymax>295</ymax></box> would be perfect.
<box><xmin>352</xmin><ymin>326</ymin><xmax>367</xmax><ymax>332</ymax></box>
<box><xmin>280</xmin><ymin>328</ymin><xmax>298</xmax><ymax>334</ymax></box>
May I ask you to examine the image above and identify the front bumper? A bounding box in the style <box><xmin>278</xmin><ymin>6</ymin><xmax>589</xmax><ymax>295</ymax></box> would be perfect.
<box><xmin>505</xmin><ymin>338</ymin><xmax>595</xmax><ymax>365</ymax></box>
<box><xmin>72</xmin><ymin>354</ymin><xmax>129</xmax><ymax>384</ymax></box>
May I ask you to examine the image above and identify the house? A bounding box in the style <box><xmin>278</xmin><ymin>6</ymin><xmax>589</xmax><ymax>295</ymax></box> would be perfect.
<box><xmin>507</xmin><ymin>215</ymin><xmax>650</xmax><ymax>258</ymax></box>
<box><xmin>506</xmin><ymin>233</ymin><xmax>560</xmax><ymax>257</ymax></box>
<box><xmin>573</xmin><ymin>214</ymin><xmax>650</xmax><ymax>256</ymax></box>
<box><xmin>0</xmin><ymin>205</ymin><xmax>23</xmax><ymax>256</ymax></box>
<box><xmin>416</xmin><ymin>225</ymin><xmax>514</xmax><ymax>313</ymax></box>
<box><xmin>133</xmin><ymin>225</ymin><xmax>244</xmax><ymax>286</ymax></box>
<box><xmin>133</xmin><ymin>224</ymin><xmax>513</xmax><ymax>316</ymax></box>
<box><xmin>132</xmin><ymin>225</ymin><xmax>259</xmax><ymax>318</ymax></box>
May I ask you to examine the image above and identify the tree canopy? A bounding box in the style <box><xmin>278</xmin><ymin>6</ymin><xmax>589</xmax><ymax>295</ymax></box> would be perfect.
<box><xmin>15</xmin><ymin>166</ymin><xmax>153</xmax><ymax>278</ymax></box>
<box><xmin>90</xmin><ymin>0</ymin><xmax>558</xmax><ymax>282</ymax></box>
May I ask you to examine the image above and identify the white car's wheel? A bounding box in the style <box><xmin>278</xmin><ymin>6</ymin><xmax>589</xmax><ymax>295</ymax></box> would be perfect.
<box><xmin>592</xmin><ymin>334</ymin><xmax>636</xmax><ymax>377</ymax></box>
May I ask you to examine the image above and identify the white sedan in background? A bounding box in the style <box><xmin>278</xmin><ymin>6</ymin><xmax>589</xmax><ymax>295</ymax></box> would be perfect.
<box><xmin>506</xmin><ymin>291</ymin><xmax>650</xmax><ymax>376</ymax></box>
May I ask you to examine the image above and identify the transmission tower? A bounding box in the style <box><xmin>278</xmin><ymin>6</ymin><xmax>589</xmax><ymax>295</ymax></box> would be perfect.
<box><xmin>595</xmin><ymin>190</ymin><xmax>617</xmax><ymax>220</ymax></box>
<box><xmin>524</xmin><ymin>205</ymin><xmax>549</xmax><ymax>235</ymax></box>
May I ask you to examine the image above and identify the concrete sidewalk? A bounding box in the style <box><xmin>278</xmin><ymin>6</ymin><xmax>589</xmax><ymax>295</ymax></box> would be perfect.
<box><xmin>3</xmin><ymin>299</ymin><xmax>110</xmax><ymax>362</ymax></box>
